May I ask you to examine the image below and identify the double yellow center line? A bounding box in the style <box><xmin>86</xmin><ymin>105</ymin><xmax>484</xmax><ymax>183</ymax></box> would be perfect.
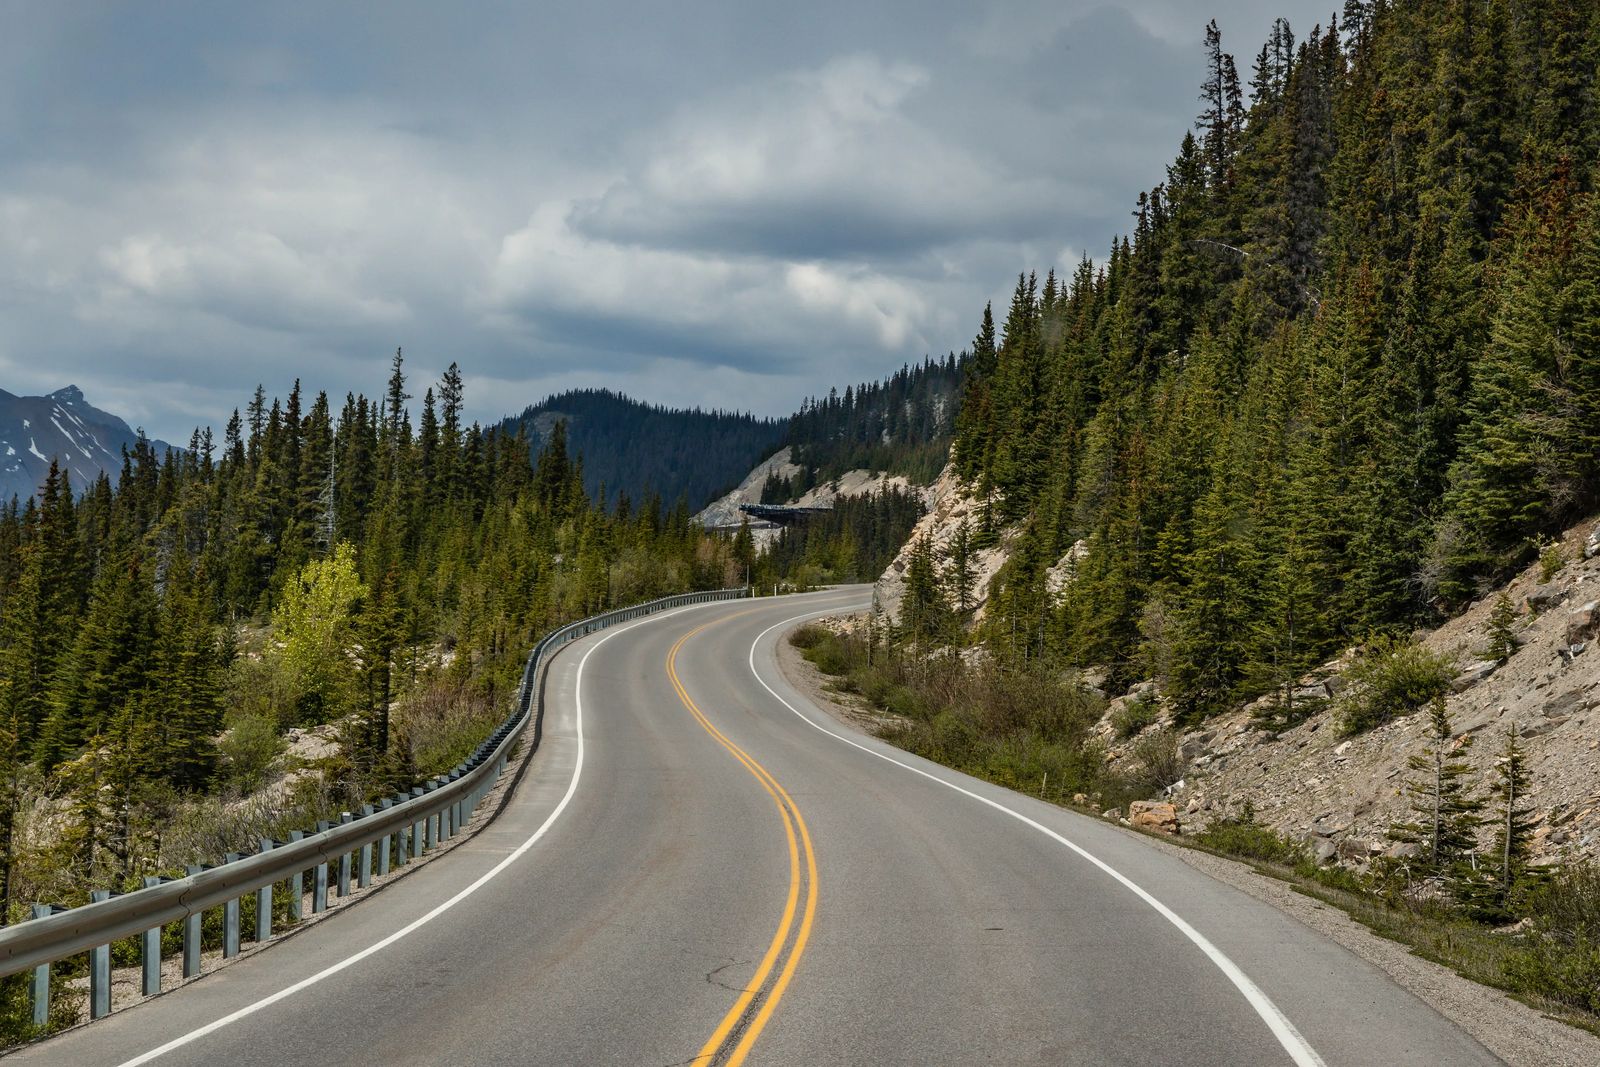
<box><xmin>666</xmin><ymin>621</ymin><xmax>818</xmax><ymax>1067</ymax></box>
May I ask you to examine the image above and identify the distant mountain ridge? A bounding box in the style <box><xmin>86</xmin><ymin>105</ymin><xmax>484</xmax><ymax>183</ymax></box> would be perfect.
<box><xmin>504</xmin><ymin>388</ymin><xmax>784</xmax><ymax>511</ymax></box>
<box><xmin>0</xmin><ymin>385</ymin><xmax>175</xmax><ymax>503</ymax></box>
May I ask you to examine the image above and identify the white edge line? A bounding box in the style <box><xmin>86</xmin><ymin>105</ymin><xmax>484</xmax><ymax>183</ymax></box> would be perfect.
<box><xmin>747</xmin><ymin>608</ymin><xmax>1328</xmax><ymax>1067</ymax></box>
<box><xmin>114</xmin><ymin>602</ymin><xmax>717</xmax><ymax>1067</ymax></box>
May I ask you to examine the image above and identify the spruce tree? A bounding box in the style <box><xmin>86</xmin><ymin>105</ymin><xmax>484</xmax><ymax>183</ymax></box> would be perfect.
<box><xmin>1390</xmin><ymin>697</ymin><xmax>1484</xmax><ymax>874</ymax></box>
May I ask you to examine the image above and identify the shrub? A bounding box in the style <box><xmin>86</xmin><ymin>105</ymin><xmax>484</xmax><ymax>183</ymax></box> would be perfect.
<box><xmin>1197</xmin><ymin>801</ymin><xmax>1308</xmax><ymax>866</ymax></box>
<box><xmin>1502</xmin><ymin>864</ymin><xmax>1600</xmax><ymax>1015</ymax></box>
<box><xmin>1336</xmin><ymin>635</ymin><xmax>1456</xmax><ymax>736</ymax></box>
<box><xmin>1110</xmin><ymin>696</ymin><xmax>1159</xmax><ymax>739</ymax></box>
<box><xmin>1538</xmin><ymin>538</ymin><xmax>1567</xmax><ymax>582</ymax></box>
<box><xmin>1131</xmin><ymin>727</ymin><xmax>1184</xmax><ymax>792</ymax></box>
<box><xmin>216</xmin><ymin>713</ymin><xmax>285</xmax><ymax>795</ymax></box>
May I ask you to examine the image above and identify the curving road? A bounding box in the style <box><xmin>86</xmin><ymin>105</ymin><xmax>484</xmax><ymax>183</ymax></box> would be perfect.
<box><xmin>13</xmin><ymin>588</ymin><xmax>1502</xmax><ymax>1066</ymax></box>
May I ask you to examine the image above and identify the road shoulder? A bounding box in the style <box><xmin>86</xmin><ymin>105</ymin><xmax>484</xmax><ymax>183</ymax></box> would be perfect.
<box><xmin>773</xmin><ymin>623</ymin><xmax>1600</xmax><ymax>1067</ymax></box>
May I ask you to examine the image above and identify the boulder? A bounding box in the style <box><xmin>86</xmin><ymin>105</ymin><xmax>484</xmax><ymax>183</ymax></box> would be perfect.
<box><xmin>1309</xmin><ymin>838</ymin><xmax>1338</xmax><ymax>866</ymax></box>
<box><xmin>1544</xmin><ymin>689</ymin><xmax>1590</xmax><ymax>719</ymax></box>
<box><xmin>1313</xmin><ymin>813</ymin><xmax>1352</xmax><ymax>837</ymax></box>
<box><xmin>1586</xmin><ymin>523</ymin><xmax>1600</xmax><ymax>560</ymax></box>
<box><xmin>1336</xmin><ymin>837</ymin><xmax>1375</xmax><ymax>861</ymax></box>
<box><xmin>1128</xmin><ymin>801</ymin><xmax>1180</xmax><ymax>834</ymax></box>
<box><xmin>1565</xmin><ymin>601</ymin><xmax>1600</xmax><ymax>647</ymax></box>
<box><xmin>1072</xmin><ymin>792</ymin><xmax>1089</xmax><ymax>806</ymax></box>
<box><xmin>1527</xmin><ymin>583</ymin><xmax>1567</xmax><ymax>613</ymax></box>
<box><xmin>1101</xmin><ymin>807</ymin><xmax>1123</xmax><ymax>821</ymax></box>
<box><xmin>1384</xmin><ymin>841</ymin><xmax>1421</xmax><ymax>860</ymax></box>
<box><xmin>1452</xmin><ymin>659</ymin><xmax>1500</xmax><ymax>692</ymax></box>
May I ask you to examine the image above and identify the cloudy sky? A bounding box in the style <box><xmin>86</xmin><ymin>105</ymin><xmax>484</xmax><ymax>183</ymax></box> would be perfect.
<box><xmin>1</xmin><ymin>1</ymin><xmax>1334</xmax><ymax>442</ymax></box>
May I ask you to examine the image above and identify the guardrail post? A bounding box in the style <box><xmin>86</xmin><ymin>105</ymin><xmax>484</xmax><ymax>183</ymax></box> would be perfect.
<box><xmin>141</xmin><ymin>876</ymin><xmax>162</xmax><ymax>995</ymax></box>
<box><xmin>425</xmin><ymin>782</ymin><xmax>440</xmax><ymax>849</ymax></box>
<box><xmin>412</xmin><ymin>787</ymin><xmax>426</xmax><ymax>856</ymax></box>
<box><xmin>30</xmin><ymin>904</ymin><xmax>52</xmax><ymax>1027</ymax></box>
<box><xmin>223</xmin><ymin>855</ymin><xmax>241</xmax><ymax>958</ymax></box>
<box><xmin>256</xmin><ymin>839</ymin><xmax>274</xmax><ymax>942</ymax></box>
<box><xmin>359</xmin><ymin>805</ymin><xmax>374</xmax><ymax>889</ymax></box>
<box><xmin>288</xmin><ymin>830</ymin><xmax>305</xmax><ymax>921</ymax></box>
<box><xmin>183</xmin><ymin>865</ymin><xmax>203</xmax><ymax>978</ymax></box>
<box><xmin>337</xmin><ymin>813</ymin><xmax>353</xmax><ymax>897</ymax></box>
<box><xmin>90</xmin><ymin>889</ymin><xmax>112</xmax><ymax>1019</ymax></box>
<box><xmin>377</xmin><ymin>799</ymin><xmax>393</xmax><ymax>876</ymax></box>
<box><xmin>398</xmin><ymin>795</ymin><xmax>413</xmax><ymax>865</ymax></box>
<box><xmin>313</xmin><ymin>824</ymin><xmax>330</xmax><ymax>913</ymax></box>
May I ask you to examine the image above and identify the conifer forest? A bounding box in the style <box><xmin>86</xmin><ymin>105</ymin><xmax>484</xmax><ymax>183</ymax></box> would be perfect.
<box><xmin>0</xmin><ymin>353</ymin><xmax>751</xmax><ymax>922</ymax></box>
<box><xmin>948</xmin><ymin>3</ymin><xmax>1600</xmax><ymax>718</ymax></box>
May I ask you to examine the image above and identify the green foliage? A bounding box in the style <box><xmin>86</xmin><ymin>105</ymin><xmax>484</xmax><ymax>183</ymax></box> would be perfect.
<box><xmin>272</xmin><ymin>543</ymin><xmax>368</xmax><ymax>725</ymax></box>
<box><xmin>1485</xmin><ymin>592</ymin><xmax>1519</xmax><ymax>664</ymax></box>
<box><xmin>216</xmin><ymin>713</ymin><xmax>284</xmax><ymax>796</ymax></box>
<box><xmin>0</xmin><ymin>354</ymin><xmax>748</xmax><ymax>928</ymax></box>
<box><xmin>1389</xmin><ymin>697</ymin><xmax>1485</xmax><ymax>874</ymax></box>
<box><xmin>1502</xmin><ymin>864</ymin><xmax>1600</xmax><ymax>1017</ymax></box>
<box><xmin>932</xmin><ymin>4</ymin><xmax>1600</xmax><ymax>725</ymax></box>
<box><xmin>1197</xmin><ymin>800</ymin><xmax>1309</xmax><ymax>866</ymax></box>
<box><xmin>1539</xmin><ymin>539</ymin><xmax>1568</xmax><ymax>582</ymax></box>
<box><xmin>1109</xmin><ymin>696</ymin><xmax>1159</xmax><ymax>739</ymax></box>
<box><xmin>1337</xmin><ymin>636</ymin><xmax>1457</xmax><ymax>736</ymax></box>
<box><xmin>793</xmin><ymin>626</ymin><xmax>1125</xmax><ymax>804</ymax></box>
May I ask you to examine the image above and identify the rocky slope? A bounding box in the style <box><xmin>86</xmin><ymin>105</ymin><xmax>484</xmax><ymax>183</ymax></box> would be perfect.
<box><xmin>1105</xmin><ymin>514</ymin><xmax>1600</xmax><ymax>869</ymax></box>
<box><xmin>693</xmin><ymin>446</ymin><xmax>805</xmax><ymax>528</ymax></box>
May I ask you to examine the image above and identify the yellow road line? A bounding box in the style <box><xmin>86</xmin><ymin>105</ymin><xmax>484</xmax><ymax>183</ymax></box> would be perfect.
<box><xmin>666</xmin><ymin>621</ymin><xmax>818</xmax><ymax>1067</ymax></box>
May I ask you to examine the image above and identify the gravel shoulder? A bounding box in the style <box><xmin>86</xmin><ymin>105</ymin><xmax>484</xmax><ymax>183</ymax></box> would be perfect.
<box><xmin>775</xmin><ymin>619</ymin><xmax>1600</xmax><ymax>1067</ymax></box>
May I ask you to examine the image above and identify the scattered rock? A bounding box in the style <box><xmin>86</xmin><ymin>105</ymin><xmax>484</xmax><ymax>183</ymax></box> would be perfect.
<box><xmin>1384</xmin><ymin>841</ymin><xmax>1421</xmax><ymax>860</ymax></box>
<box><xmin>1586</xmin><ymin>523</ymin><xmax>1600</xmax><ymax>559</ymax></box>
<box><xmin>1101</xmin><ymin>807</ymin><xmax>1122</xmax><ymax>821</ymax></box>
<box><xmin>1452</xmin><ymin>659</ymin><xmax>1500</xmax><ymax>691</ymax></box>
<box><xmin>1309</xmin><ymin>839</ymin><xmax>1338</xmax><ymax>866</ymax></box>
<box><xmin>1337</xmin><ymin>837</ymin><xmax>1375</xmax><ymax>861</ymax></box>
<box><xmin>1313</xmin><ymin>814</ymin><xmax>1352</xmax><ymax>837</ymax></box>
<box><xmin>1527</xmin><ymin>583</ymin><xmax>1567</xmax><ymax>613</ymax></box>
<box><xmin>1544</xmin><ymin>689</ymin><xmax>1590</xmax><ymax>718</ymax></box>
<box><xmin>1566</xmin><ymin>601</ymin><xmax>1600</xmax><ymax>647</ymax></box>
<box><xmin>1128</xmin><ymin>801</ymin><xmax>1180</xmax><ymax>834</ymax></box>
<box><xmin>1072</xmin><ymin>792</ymin><xmax>1089</xmax><ymax>806</ymax></box>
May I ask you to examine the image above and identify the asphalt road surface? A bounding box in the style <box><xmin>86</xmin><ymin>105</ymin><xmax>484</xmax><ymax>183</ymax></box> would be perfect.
<box><xmin>13</xmin><ymin>588</ymin><xmax>1503</xmax><ymax>1066</ymax></box>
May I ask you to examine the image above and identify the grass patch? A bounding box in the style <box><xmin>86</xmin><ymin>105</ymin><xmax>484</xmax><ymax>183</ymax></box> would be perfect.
<box><xmin>792</xmin><ymin>625</ymin><xmax>1133</xmax><ymax>806</ymax></box>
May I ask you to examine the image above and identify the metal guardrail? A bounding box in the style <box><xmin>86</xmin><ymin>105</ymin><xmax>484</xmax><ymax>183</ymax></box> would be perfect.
<box><xmin>0</xmin><ymin>586</ymin><xmax>749</xmax><ymax>1027</ymax></box>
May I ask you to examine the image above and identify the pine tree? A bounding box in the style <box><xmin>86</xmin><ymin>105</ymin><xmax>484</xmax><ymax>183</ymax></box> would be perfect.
<box><xmin>1457</xmin><ymin>724</ymin><xmax>1544</xmax><ymax>920</ymax></box>
<box><xmin>1486</xmin><ymin>592</ymin><xmax>1519</xmax><ymax>664</ymax></box>
<box><xmin>1390</xmin><ymin>697</ymin><xmax>1484</xmax><ymax>874</ymax></box>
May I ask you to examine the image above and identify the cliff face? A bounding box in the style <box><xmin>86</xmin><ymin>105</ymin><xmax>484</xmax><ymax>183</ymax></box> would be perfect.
<box><xmin>873</xmin><ymin>462</ymin><xmax>1013</xmax><ymax>622</ymax></box>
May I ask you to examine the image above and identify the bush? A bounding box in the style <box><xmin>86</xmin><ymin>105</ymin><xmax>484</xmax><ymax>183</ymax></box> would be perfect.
<box><xmin>1539</xmin><ymin>538</ymin><xmax>1567</xmax><ymax>582</ymax></box>
<box><xmin>1110</xmin><ymin>696</ymin><xmax>1159</xmax><ymax>739</ymax></box>
<box><xmin>1197</xmin><ymin>801</ymin><xmax>1308</xmax><ymax>866</ymax></box>
<box><xmin>217</xmin><ymin>713</ymin><xmax>285</xmax><ymax>795</ymax></box>
<box><xmin>1497</xmin><ymin>862</ymin><xmax>1600</xmax><ymax>1015</ymax></box>
<box><xmin>1130</xmin><ymin>727</ymin><xmax>1184</xmax><ymax>792</ymax></box>
<box><xmin>1336</xmin><ymin>635</ymin><xmax>1456</xmax><ymax>736</ymax></box>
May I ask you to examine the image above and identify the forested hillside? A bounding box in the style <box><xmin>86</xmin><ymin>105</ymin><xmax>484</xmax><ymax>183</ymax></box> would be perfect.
<box><xmin>505</xmin><ymin>388</ymin><xmax>783</xmax><ymax>511</ymax></box>
<box><xmin>940</xmin><ymin>2</ymin><xmax>1600</xmax><ymax>721</ymax></box>
<box><xmin>0</xmin><ymin>354</ymin><xmax>745</xmax><ymax>920</ymax></box>
<box><xmin>764</xmin><ymin>355</ymin><xmax>964</xmax><ymax>501</ymax></box>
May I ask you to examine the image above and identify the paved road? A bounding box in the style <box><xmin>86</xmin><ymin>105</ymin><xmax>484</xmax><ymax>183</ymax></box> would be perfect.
<box><xmin>14</xmin><ymin>588</ymin><xmax>1502</xmax><ymax>1066</ymax></box>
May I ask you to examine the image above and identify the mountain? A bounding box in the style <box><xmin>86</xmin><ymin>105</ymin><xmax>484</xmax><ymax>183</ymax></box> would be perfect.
<box><xmin>0</xmin><ymin>385</ymin><xmax>175</xmax><ymax>503</ymax></box>
<box><xmin>504</xmin><ymin>388</ymin><xmax>784</xmax><ymax>511</ymax></box>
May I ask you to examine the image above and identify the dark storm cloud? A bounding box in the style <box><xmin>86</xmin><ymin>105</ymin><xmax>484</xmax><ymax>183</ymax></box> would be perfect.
<box><xmin>0</xmin><ymin>1</ymin><xmax>1336</xmax><ymax>440</ymax></box>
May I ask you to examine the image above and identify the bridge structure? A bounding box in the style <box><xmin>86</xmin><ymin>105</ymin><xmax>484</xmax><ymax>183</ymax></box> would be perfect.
<box><xmin>736</xmin><ymin>502</ymin><xmax>832</xmax><ymax>525</ymax></box>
